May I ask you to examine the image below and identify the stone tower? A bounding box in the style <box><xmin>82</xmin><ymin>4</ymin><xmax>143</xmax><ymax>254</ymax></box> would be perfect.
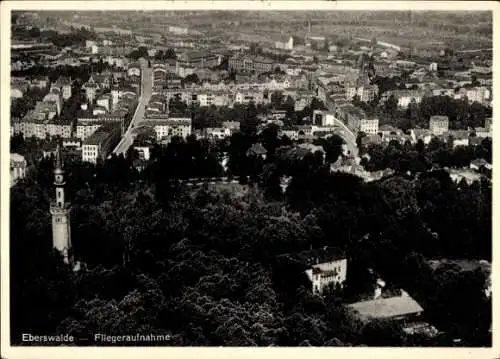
<box><xmin>50</xmin><ymin>145</ymin><xmax>72</xmax><ymax>263</ymax></box>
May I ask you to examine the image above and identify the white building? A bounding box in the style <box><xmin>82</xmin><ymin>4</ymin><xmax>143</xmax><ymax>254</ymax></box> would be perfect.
<box><xmin>304</xmin><ymin>248</ymin><xmax>348</xmax><ymax>295</ymax></box>
<box><xmin>127</xmin><ymin>65</ymin><xmax>141</xmax><ymax>77</ymax></box>
<box><xmin>360</xmin><ymin>118</ymin><xmax>379</xmax><ymax>134</ymax></box>
<box><xmin>205</xmin><ymin>127</ymin><xmax>231</xmax><ymax>139</ymax></box>
<box><xmin>312</xmin><ymin>110</ymin><xmax>336</xmax><ymax>127</ymax></box>
<box><xmin>142</xmin><ymin>117</ymin><xmax>192</xmax><ymax>142</ymax></box>
<box><xmin>275</xmin><ymin>36</ymin><xmax>294</xmax><ymax>51</ymax></box>
<box><xmin>133</xmin><ymin>146</ymin><xmax>151</xmax><ymax>161</ymax></box>
<box><xmin>10</xmin><ymin>153</ymin><xmax>27</xmax><ymax>186</ymax></box>
<box><xmin>429</xmin><ymin>115</ymin><xmax>449</xmax><ymax>136</ymax></box>
<box><xmin>81</xmin><ymin>143</ymin><xmax>100</xmax><ymax>163</ymax></box>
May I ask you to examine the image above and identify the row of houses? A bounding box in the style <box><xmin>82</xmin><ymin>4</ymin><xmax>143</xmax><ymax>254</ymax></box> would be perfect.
<box><xmin>357</xmin><ymin>115</ymin><xmax>492</xmax><ymax>149</ymax></box>
<box><xmin>151</xmin><ymin>86</ymin><xmax>314</xmax><ymax>111</ymax></box>
<box><xmin>381</xmin><ymin>86</ymin><xmax>492</xmax><ymax>108</ymax></box>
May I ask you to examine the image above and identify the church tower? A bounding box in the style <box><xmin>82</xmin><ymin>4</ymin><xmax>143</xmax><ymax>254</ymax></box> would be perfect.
<box><xmin>50</xmin><ymin>145</ymin><xmax>72</xmax><ymax>264</ymax></box>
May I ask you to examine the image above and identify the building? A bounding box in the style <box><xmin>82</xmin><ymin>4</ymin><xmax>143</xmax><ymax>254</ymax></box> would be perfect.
<box><xmin>345</xmin><ymin>75</ymin><xmax>379</xmax><ymax>103</ymax></box>
<box><xmin>246</xmin><ymin>142</ymin><xmax>268</xmax><ymax>160</ymax></box>
<box><xmin>141</xmin><ymin>116</ymin><xmax>192</xmax><ymax>142</ymax></box>
<box><xmin>62</xmin><ymin>138</ymin><xmax>82</xmax><ymax>150</ymax></box>
<box><xmin>282</xmin><ymin>128</ymin><xmax>300</xmax><ymax>141</ymax></box>
<box><xmin>127</xmin><ymin>63</ymin><xmax>141</xmax><ymax>77</ymax></box>
<box><xmin>133</xmin><ymin>146</ymin><xmax>152</xmax><ymax>161</ymax></box>
<box><xmin>335</xmin><ymin>104</ymin><xmax>379</xmax><ymax>135</ymax></box>
<box><xmin>11</xmin><ymin>83</ymin><xmax>28</xmax><ymax>99</ymax></box>
<box><xmin>456</xmin><ymin>86</ymin><xmax>491</xmax><ymax>105</ymax></box>
<box><xmin>305</xmin><ymin>34</ymin><xmax>327</xmax><ymax>49</ymax></box>
<box><xmin>275</xmin><ymin>35</ymin><xmax>294</xmax><ymax>51</ymax></box>
<box><xmin>52</xmin><ymin>77</ymin><xmax>72</xmax><ymax>100</ymax></box>
<box><xmin>295</xmin><ymin>247</ymin><xmax>348</xmax><ymax>295</ymax></box>
<box><xmin>410</xmin><ymin>128</ymin><xmax>433</xmax><ymax>144</ymax></box>
<box><xmin>11</xmin><ymin>117</ymin><xmax>73</xmax><ymax>139</ymax></box>
<box><xmin>76</xmin><ymin>120</ymin><xmax>111</xmax><ymax>141</ymax></box>
<box><xmin>205</xmin><ymin>127</ymin><xmax>231</xmax><ymax>140</ymax></box>
<box><xmin>169</xmin><ymin>25</ymin><xmax>189</xmax><ymax>35</ymax></box>
<box><xmin>81</xmin><ymin>124</ymin><xmax>122</xmax><ymax>163</ymax></box>
<box><xmin>485</xmin><ymin>117</ymin><xmax>492</xmax><ymax>132</ymax></box>
<box><xmin>222</xmin><ymin>121</ymin><xmax>241</xmax><ymax>132</ymax></box>
<box><xmin>198</xmin><ymin>91</ymin><xmax>231</xmax><ymax>107</ymax></box>
<box><xmin>347</xmin><ymin>292</ymin><xmax>424</xmax><ymax>322</ymax></box>
<box><xmin>442</xmin><ymin>130</ymin><xmax>470</xmax><ymax>148</ymax></box>
<box><xmin>429</xmin><ymin>115</ymin><xmax>449</xmax><ymax>136</ymax></box>
<box><xmin>382</xmin><ymin>89</ymin><xmax>424</xmax><ymax>109</ymax></box>
<box><xmin>152</xmin><ymin>66</ymin><xmax>167</xmax><ymax>90</ymax></box>
<box><xmin>10</xmin><ymin>153</ymin><xmax>27</xmax><ymax>187</ymax></box>
<box><xmin>234</xmin><ymin>90</ymin><xmax>265</xmax><ymax>105</ymax></box>
<box><xmin>176</xmin><ymin>51</ymin><xmax>219</xmax><ymax>71</ymax></box>
<box><xmin>312</xmin><ymin>110</ymin><xmax>336</xmax><ymax>127</ymax></box>
<box><xmin>470</xmin><ymin>158</ymin><xmax>492</xmax><ymax>171</ymax></box>
<box><xmin>49</xmin><ymin>146</ymin><xmax>72</xmax><ymax>263</ymax></box>
<box><xmin>43</xmin><ymin>89</ymin><xmax>63</xmax><ymax>115</ymax></box>
<box><xmin>82</xmin><ymin>77</ymin><xmax>99</xmax><ymax>103</ymax></box>
<box><xmin>228</xmin><ymin>54</ymin><xmax>275</xmax><ymax>73</ymax></box>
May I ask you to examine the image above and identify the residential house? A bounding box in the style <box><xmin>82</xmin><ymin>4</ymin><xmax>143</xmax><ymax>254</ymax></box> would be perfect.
<box><xmin>10</xmin><ymin>153</ymin><xmax>27</xmax><ymax>187</ymax></box>
<box><xmin>274</xmin><ymin>35</ymin><xmax>294</xmax><ymax>51</ymax></box>
<box><xmin>442</xmin><ymin>130</ymin><xmax>470</xmax><ymax>148</ymax></box>
<box><xmin>470</xmin><ymin>127</ymin><xmax>491</xmax><ymax>138</ymax></box>
<box><xmin>470</xmin><ymin>158</ymin><xmax>492</xmax><ymax>171</ymax></box>
<box><xmin>246</xmin><ymin>142</ymin><xmax>268</xmax><ymax>160</ymax></box>
<box><xmin>484</xmin><ymin>117</ymin><xmax>492</xmax><ymax>132</ymax></box>
<box><xmin>81</xmin><ymin>124</ymin><xmax>122</xmax><ymax>163</ymax></box>
<box><xmin>312</xmin><ymin>109</ymin><xmax>336</xmax><ymax>127</ymax></box>
<box><xmin>127</xmin><ymin>63</ymin><xmax>141</xmax><ymax>77</ymax></box>
<box><xmin>176</xmin><ymin>50</ymin><xmax>219</xmax><ymax>71</ymax></box>
<box><xmin>344</xmin><ymin>74</ymin><xmax>379</xmax><ymax>102</ymax></box>
<box><xmin>51</xmin><ymin>77</ymin><xmax>72</xmax><ymax>100</ymax></box>
<box><xmin>205</xmin><ymin>127</ymin><xmax>231</xmax><ymax>140</ymax></box>
<box><xmin>290</xmin><ymin>246</ymin><xmax>348</xmax><ymax>295</ymax></box>
<box><xmin>228</xmin><ymin>54</ymin><xmax>275</xmax><ymax>74</ymax></box>
<box><xmin>222</xmin><ymin>121</ymin><xmax>241</xmax><ymax>132</ymax></box>
<box><xmin>30</xmin><ymin>76</ymin><xmax>50</xmax><ymax>89</ymax></box>
<box><xmin>429</xmin><ymin>115</ymin><xmax>449</xmax><ymax>136</ymax></box>
<box><xmin>141</xmin><ymin>116</ymin><xmax>192</xmax><ymax>142</ymax></box>
<box><xmin>234</xmin><ymin>90</ymin><xmax>265</xmax><ymax>105</ymax></box>
<box><xmin>410</xmin><ymin>128</ymin><xmax>434</xmax><ymax>144</ymax></box>
<box><xmin>382</xmin><ymin>89</ymin><xmax>424</xmax><ymax>109</ymax></box>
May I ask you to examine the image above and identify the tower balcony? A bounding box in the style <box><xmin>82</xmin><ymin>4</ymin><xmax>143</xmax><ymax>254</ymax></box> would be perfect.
<box><xmin>50</xmin><ymin>202</ymin><xmax>71</xmax><ymax>213</ymax></box>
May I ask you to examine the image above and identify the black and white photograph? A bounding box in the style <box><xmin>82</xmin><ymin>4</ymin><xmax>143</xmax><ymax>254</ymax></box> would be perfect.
<box><xmin>1</xmin><ymin>0</ymin><xmax>497</xmax><ymax>356</ymax></box>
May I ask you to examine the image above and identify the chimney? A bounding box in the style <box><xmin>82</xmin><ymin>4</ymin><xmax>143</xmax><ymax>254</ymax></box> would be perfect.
<box><xmin>374</xmin><ymin>278</ymin><xmax>385</xmax><ymax>299</ymax></box>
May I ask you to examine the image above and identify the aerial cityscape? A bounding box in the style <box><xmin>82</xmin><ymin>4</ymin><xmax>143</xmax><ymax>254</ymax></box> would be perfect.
<box><xmin>8</xmin><ymin>9</ymin><xmax>492</xmax><ymax>347</ymax></box>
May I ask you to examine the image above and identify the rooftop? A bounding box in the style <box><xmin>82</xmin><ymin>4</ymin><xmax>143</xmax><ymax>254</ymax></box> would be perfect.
<box><xmin>347</xmin><ymin>295</ymin><xmax>423</xmax><ymax>320</ymax></box>
<box><xmin>83</xmin><ymin>124</ymin><xmax>120</xmax><ymax>145</ymax></box>
<box><xmin>297</xmin><ymin>246</ymin><xmax>346</xmax><ymax>266</ymax></box>
<box><xmin>427</xmin><ymin>258</ymin><xmax>491</xmax><ymax>273</ymax></box>
<box><xmin>178</xmin><ymin>50</ymin><xmax>216</xmax><ymax>62</ymax></box>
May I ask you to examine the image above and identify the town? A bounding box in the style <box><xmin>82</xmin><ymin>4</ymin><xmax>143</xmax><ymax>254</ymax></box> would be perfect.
<box><xmin>9</xmin><ymin>10</ymin><xmax>492</xmax><ymax>347</ymax></box>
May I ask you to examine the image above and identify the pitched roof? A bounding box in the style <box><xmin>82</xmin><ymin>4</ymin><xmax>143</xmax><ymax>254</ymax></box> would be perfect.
<box><xmin>296</xmin><ymin>246</ymin><xmax>346</xmax><ymax>266</ymax></box>
<box><xmin>347</xmin><ymin>295</ymin><xmax>423</xmax><ymax>320</ymax></box>
<box><xmin>246</xmin><ymin>143</ymin><xmax>268</xmax><ymax>156</ymax></box>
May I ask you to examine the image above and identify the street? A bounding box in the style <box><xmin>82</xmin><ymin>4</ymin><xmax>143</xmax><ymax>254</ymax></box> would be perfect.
<box><xmin>113</xmin><ymin>58</ymin><xmax>153</xmax><ymax>156</ymax></box>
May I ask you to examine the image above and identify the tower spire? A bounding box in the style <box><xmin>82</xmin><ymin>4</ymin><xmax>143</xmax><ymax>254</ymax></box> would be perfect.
<box><xmin>55</xmin><ymin>144</ymin><xmax>63</xmax><ymax>171</ymax></box>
